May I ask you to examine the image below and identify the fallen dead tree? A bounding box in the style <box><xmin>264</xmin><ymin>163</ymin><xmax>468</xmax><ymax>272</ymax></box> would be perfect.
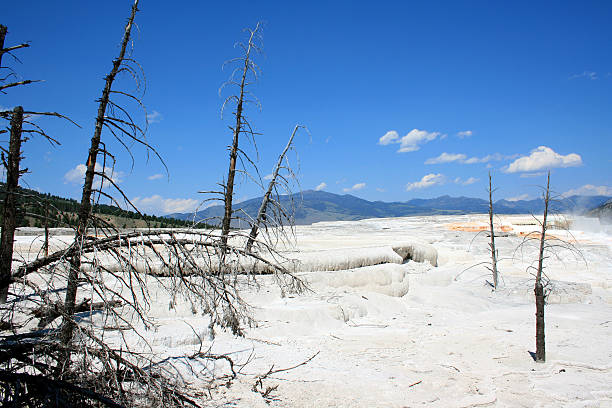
<box><xmin>2</xmin><ymin>231</ymin><xmax>305</xmax><ymax>407</ymax></box>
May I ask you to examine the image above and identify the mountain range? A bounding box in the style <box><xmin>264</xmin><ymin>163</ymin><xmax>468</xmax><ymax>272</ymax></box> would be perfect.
<box><xmin>168</xmin><ymin>190</ymin><xmax>611</xmax><ymax>226</ymax></box>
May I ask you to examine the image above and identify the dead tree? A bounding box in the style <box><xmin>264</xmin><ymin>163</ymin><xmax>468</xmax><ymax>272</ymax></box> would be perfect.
<box><xmin>0</xmin><ymin>25</ymin><xmax>5</xmax><ymax>58</ymax></box>
<box><xmin>60</xmin><ymin>0</ymin><xmax>141</xmax><ymax>349</ymax></box>
<box><xmin>219</xmin><ymin>22</ymin><xmax>263</xmax><ymax>247</ymax></box>
<box><xmin>511</xmin><ymin>171</ymin><xmax>586</xmax><ymax>364</ymax></box>
<box><xmin>534</xmin><ymin>171</ymin><xmax>550</xmax><ymax>362</ymax></box>
<box><xmin>488</xmin><ymin>171</ymin><xmax>499</xmax><ymax>289</ymax></box>
<box><xmin>43</xmin><ymin>200</ymin><xmax>49</xmax><ymax>256</ymax></box>
<box><xmin>513</xmin><ymin>171</ymin><xmax>585</xmax><ymax>362</ymax></box>
<box><xmin>245</xmin><ymin>124</ymin><xmax>302</xmax><ymax>253</ymax></box>
<box><xmin>0</xmin><ymin>27</ymin><xmax>71</xmax><ymax>303</ymax></box>
<box><xmin>0</xmin><ymin>111</ymin><xmax>74</xmax><ymax>303</ymax></box>
<box><xmin>0</xmin><ymin>25</ymin><xmax>7</xmax><ymax>69</ymax></box>
<box><xmin>455</xmin><ymin>172</ymin><xmax>506</xmax><ymax>286</ymax></box>
<box><xmin>0</xmin><ymin>28</ymin><xmax>33</xmax><ymax>303</ymax></box>
<box><xmin>0</xmin><ymin>107</ymin><xmax>24</xmax><ymax>303</ymax></box>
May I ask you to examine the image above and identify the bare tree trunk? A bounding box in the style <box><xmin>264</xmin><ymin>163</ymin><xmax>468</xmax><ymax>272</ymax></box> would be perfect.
<box><xmin>43</xmin><ymin>200</ymin><xmax>49</xmax><ymax>257</ymax></box>
<box><xmin>0</xmin><ymin>25</ymin><xmax>7</xmax><ymax>67</ymax></box>
<box><xmin>488</xmin><ymin>171</ymin><xmax>498</xmax><ymax>289</ymax></box>
<box><xmin>245</xmin><ymin>125</ymin><xmax>300</xmax><ymax>253</ymax></box>
<box><xmin>221</xmin><ymin>24</ymin><xmax>260</xmax><ymax>248</ymax></box>
<box><xmin>60</xmin><ymin>0</ymin><xmax>139</xmax><ymax>348</ymax></box>
<box><xmin>534</xmin><ymin>171</ymin><xmax>550</xmax><ymax>362</ymax></box>
<box><xmin>0</xmin><ymin>106</ymin><xmax>24</xmax><ymax>303</ymax></box>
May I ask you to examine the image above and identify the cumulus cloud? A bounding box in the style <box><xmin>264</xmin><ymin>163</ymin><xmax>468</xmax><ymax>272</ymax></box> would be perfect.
<box><xmin>314</xmin><ymin>182</ymin><xmax>327</xmax><ymax>191</ymax></box>
<box><xmin>63</xmin><ymin>165</ymin><xmax>87</xmax><ymax>184</ymax></box>
<box><xmin>378</xmin><ymin>131</ymin><xmax>399</xmax><ymax>145</ymax></box>
<box><xmin>506</xmin><ymin>193</ymin><xmax>530</xmax><ymax>202</ymax></box>
<box><xmin>406</xmin><ymin>173</ymin><xmax>444</xmax><ymax>191</ymax></box>
<box><xmin>457</xmin><ymin>130</ymin><xmax>473</xmax><ymax>138</ymax></box>
<box><xmin>398</xmin><ymin>129</ymin><xmax>441</xmax><ymax>152</ymax></box>
<box><xmin>146</xmin><ymin>110</ymin><xmax>163</xmax><ymax>124</ymax></box>
<box><xmin>562</xmin><ymin>184</ymin><xmax>612</xmax><ymax>197</ymax></box>
<box><xmin>343</xmin><ymin>183</ymin><xmax>366</xmax><ymax>193</ymax></box>
<box><xmin>506</xmin><ymin>146</ymin><xmax>582</xmax><ymax>173</ymax></box>
<box><xmin>425</xmin><ymin>153</ymin><xmax>467</xmax><ymax>164</ymax></box>
<box><xmin>379</xmin><ymin>129</ymin><xmax>442</xmax><ymax>153</ymax></box>
<box><xmin>148</xmin><ymin>173</ymin><xmax>164</xmax><ymax>181</ymax></box>
<box><xmin>131</xmin><ymin>195</ymin><xmax>199</xmax><ymax>215</ymax></box>
<box><xmin>64</xmin><ymin>163</ymin><xmax>124</xmax><ymax>186</ymax></box>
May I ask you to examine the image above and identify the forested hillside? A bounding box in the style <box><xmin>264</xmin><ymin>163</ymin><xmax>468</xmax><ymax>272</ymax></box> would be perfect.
<box><xmin>0</xmin><ymin>183</ymin><xmax>195</xmax><ymax>229</ymax></box>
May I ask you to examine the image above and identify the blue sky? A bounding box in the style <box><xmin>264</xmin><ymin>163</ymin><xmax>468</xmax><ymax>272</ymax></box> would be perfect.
<box><xmin>2</xmin><ymin>0</ymin><xmax>611</xmax><ymax>215</ymax></box>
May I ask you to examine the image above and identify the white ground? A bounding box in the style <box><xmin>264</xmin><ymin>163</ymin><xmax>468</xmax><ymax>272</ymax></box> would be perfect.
<box><xmin>12</xmin><ymin>214</ymin><xmax>612</xmax><ymax>407</ymax></box>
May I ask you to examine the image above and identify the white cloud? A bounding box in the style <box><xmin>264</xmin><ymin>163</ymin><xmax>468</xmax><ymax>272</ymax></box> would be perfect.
<box><xmin>406</xmin><ymin>173</ymin><xmax>444</xmax><ymax>191</ymax></box>
<box><xmin>378</xmin><ymin>131</ymin><xmax>399</xmax><ymax>145</ymax></box>
<box><xmin>463</xmin><ymin>153</ymin><xmax>506</xmax><ymax>164</ymax></box>
<box><xmin>569</xmin><ymin>71</ymin><xmax>598</xmax><ymax>80</ymax></box>
<box><xmin>63</xmin><ymin>165</ymin><xmax>86</xmax><ymax>184</ymax></box>
<box><xmin>398</xmin><ymin>129</ymin><xmax>441</xmax><ymax>153</ymax></box>
<box><xmin>148</xmin><ymin>173</ymin><xmax>164</xmax><ymax>181</ymax></box>
<box><xmin>343</xmin><ymin>183</ymin><xmax>366</xmax><ymax>193</ymax></box>
<box><xmin>426</xmin><ymin>152</ymin><xmax>509</xmax><ymax>165</ymax></box>
<box><xmin>376</xmin><ymin>187</ymin><xmax>386</xmax><ymax>192</ymax></box>
<box><xmin>453</xmin><ymin>176</ymin><xmax>479</xmax><ymax>185</ymax></box>
<box><xmin>425</xmin><ymin>152</ymin><xmax>467</xmax><ymax>164</ymax></box>
<box><xmin>562</xmin><ymin>184</ymin><xmax>612</xmax><ymax>197</ymax></box>
<box><xmin>146</xmin><ymin>110</ymin><xmax>163</xmax><ymax>124</ymax></box>
<box><xmin>315</xmin><ymin>182</ymin><xmax>327</xmax><ymax>191</ymax></box>
<box><xmin>457</xmin><ymin>130</ymin><xmax>473</xmax><ymax>138</ymax></box>
<box><xmin>263</xmin><ymin>173</ymin><xmax>274</xmax><ymax>180</ymax></box>
<box><xmin>131</xmin><ymin>195</ymin><xmax>199</xmax><ymax>215</ymax></box>
<box><xmin>379</xmin><ymin>129</ymin><xmax>441</xmax><ymax>153</ymax></box>
<box><xmin>506</xmin><ymin>146</ymin><xmax>582</xmax><ymax>173</ymax></box>
<box><xmin>506</xmin><ymin>193</ymin><xmax>530</xmax><ymax>202</ymax></box>
<box><xmin>64</xmin><ymin>163</ymin><xmax>124</xmax><ymax>186</ymax></box>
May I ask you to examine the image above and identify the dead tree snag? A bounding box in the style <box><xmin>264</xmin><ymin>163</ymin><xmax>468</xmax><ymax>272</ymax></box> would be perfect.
<box><xmin>488</xmin><ymin>171</ymin><xmax>499</xmax><ymax>289</ymax></box>
<box><xmin>0</xmin><ymin>106</ymin><xmax>24</xmax><ymax>303</ymax></box>
<box><xmin>246</xmin><ymin>125</ymin><xmax>302</xmax><ymax>253</ymax></box>
<box><xmin>220</xmin><ymin>22</ymin><xmax>262</xmax><ymax>247</ymax></box>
